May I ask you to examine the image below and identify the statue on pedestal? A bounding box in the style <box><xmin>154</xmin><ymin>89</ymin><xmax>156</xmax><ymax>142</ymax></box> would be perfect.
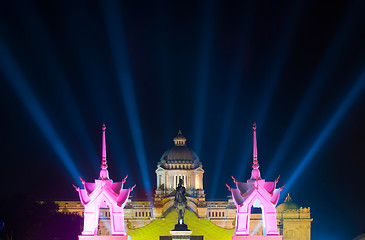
<box><xmin>174</xmin><ymin>178</ymin><xmax>187</xmax><ymax>225</ymax></box>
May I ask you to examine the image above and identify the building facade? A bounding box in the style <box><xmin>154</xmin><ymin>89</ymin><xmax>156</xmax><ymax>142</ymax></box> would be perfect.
<box><xmin>57</xmin><ymin>130</ymin><xmax>312</xmax><ymax>239</ymax></box>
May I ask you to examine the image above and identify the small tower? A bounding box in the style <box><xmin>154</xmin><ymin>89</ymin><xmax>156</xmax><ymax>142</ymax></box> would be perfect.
<box><xmin>74</xmin><ymin>124</ymin><xmax>135</xmax><ymax>240</ymax></box>
<box><xmin>227</xmin><ymin>123</ymin><xmax>284</xmax><ymax>239</ymax></box>
<box><xmin>276</xmin><ymin>194</ymin><xmax>312</xmax><ymax>239</ymax></box>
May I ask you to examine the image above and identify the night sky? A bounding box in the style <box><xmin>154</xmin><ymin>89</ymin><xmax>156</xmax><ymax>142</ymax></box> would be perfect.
<box><xmin>1</xmin><ymin>0</ymin><xmax>365</xmax><ymax>239</ymax></box>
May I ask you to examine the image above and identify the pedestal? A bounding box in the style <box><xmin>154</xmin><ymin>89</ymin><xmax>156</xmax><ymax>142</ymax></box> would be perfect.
<box><xmin>78</xmin><ymin>235</ymin><xmax>129</xmax><ymax>240</ymax></box>
<box><xmin>170</xmin><ymin>224</ymin><xmax>192</xmax><ymax>240</ymax></box>
<box><xmin>232</xmin><ymin>235</ymin><xmax>283</xmax><ymax>240</ymax></box>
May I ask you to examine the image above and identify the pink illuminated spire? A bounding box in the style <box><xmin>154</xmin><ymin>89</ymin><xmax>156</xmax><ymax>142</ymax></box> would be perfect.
<box><xmin>250</xmin><ymin>122</ymin><xmax>261</xmax><ymax>180</ymax></box>
<box><xmin>99</xmin><ymin>123</ymin><xmax>109</xmax><ymax>179</ymax></box>
<box><xmin>102</xmin><ymin>123</ymin><xmax>107</xmax><ymax>169</ymax></box>
<box><xmin>252</xmin><ymin>123</ymin><xmax>258</xmax><ymax>168</ymax></box>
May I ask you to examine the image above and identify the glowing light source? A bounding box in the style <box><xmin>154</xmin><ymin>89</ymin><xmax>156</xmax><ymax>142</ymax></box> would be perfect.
<box><xmin>195</xmin><ymin>175</ymin><xmax>201</xmax><ymax>189</ymax></box>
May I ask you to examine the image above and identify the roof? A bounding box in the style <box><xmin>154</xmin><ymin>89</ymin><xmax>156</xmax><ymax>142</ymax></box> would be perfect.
<box><xmin>158</xmin><ymin>131</ymin><xmax>202</xmax><ymax>169</ymax></box>
<box><xmin>276</xmin><ymin>194</ymin><xmax>299</xmax><ymax>212</ymax></box>
<box><xmin>231</xmin><ymin>179</ymin><xmax>281</xmax><ymax>207</ymax></box>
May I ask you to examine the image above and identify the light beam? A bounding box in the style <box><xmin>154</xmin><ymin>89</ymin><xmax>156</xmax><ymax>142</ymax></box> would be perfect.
<box><xmin>18</xmin><ymin>2</ymin><xmax>100</xmax><ymax>171</ymax></box>
<box><xmin>101</xmin><ymin>1</ymin><xmax>151</xmax><ymax>197</ymax></box>
<box><xmin>0</xmin><ymin>38</ymin><xmax>81</xmax><ymax>183</ymax></box>
<box><xmin>193</xmin><ymin>0</ymin><xmax>218</xmax><ymax>156</ymax></box>
<box><xmin>266</xmin><ymin>0</ymin><xmax>365</xmax><ymax>179</ymax></box>
<box><xmin>283</xmin><ymin>68</ymin><xmax>365</xmax><ymax>196</ymax></box>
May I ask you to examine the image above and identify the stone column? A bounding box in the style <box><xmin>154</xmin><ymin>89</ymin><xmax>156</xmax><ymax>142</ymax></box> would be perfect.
<box><xmin>82</xmin><ymin>205</ymin><xmax>98</xmax><ymax>235</ymax></box>
<box><xmin>110</xmin><ymin>204</ymin><xmax>126</xmax><ymax>235</ymax></box>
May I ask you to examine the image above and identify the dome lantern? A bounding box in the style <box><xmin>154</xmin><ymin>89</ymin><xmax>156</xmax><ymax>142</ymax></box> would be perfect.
<box><xmin>173</xmin><ymin>130</ymin><xmax>186</xmax><ymax>146</ymax></box>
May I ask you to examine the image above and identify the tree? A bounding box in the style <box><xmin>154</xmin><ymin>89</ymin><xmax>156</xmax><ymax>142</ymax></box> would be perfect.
<box><xmin>0</xmin><ymin>195</ymin><xmax>82</xmax><ymax>240</ymax></box>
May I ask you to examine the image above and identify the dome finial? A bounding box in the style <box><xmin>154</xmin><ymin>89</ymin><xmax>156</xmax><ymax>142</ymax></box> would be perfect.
<box><xmin>174</xmin><ymin>130</ymin><xmax>186</xmax><ymax>146</ymax></box>
<box><xmin>284</xmin><ymin>193</ymin><xmax>292</xmax><ymax>203</ymax></box>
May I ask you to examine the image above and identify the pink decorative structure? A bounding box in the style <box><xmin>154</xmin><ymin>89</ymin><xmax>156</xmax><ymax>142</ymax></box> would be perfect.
<box><xmin>74</xmin><ymin>124</ymin><xmax>135</xmax><ymax>239</ymax></box>
<box><xmin>227</xmin><ymin>123</ymin><xmax>284</xmax><ymax>239</ymax></box>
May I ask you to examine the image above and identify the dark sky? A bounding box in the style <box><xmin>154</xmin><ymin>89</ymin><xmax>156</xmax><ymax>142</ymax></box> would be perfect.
<box><xmin>1</xmin><ymin>0</ymin><xmax>365</xmax><ymax>239</ymax></box>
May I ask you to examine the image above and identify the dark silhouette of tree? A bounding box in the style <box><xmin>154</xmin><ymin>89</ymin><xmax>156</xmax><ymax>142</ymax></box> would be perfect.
<box><xmin>0</xmin><ymin>195</ymin><xmax>82</xmax><ymax>240</ymax></box>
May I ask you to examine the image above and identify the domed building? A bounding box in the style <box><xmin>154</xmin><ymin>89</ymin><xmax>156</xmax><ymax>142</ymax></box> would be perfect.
<box><xmin>155</xmin><ymin>130</ymin><xmax>205</xmax><ymax>199</ymax></box>
<box><xmin>153</xmin><ymin>131</ymin><xmax>208</xmax><ymax>219</ymax></box>
<box><xmin>276</xmin><ymin>194</ymin><xmax>312</xmax><ymax>240</ymax></box>
<box><xmin>56</xmin><ymin>128</ymin><xmax>312</xmax><ymax>239</ymax></box>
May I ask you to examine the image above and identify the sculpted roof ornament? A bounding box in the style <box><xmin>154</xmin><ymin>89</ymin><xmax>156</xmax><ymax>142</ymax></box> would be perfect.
<box><xmin>284</xmin><ymin>193</ymin><xmax>293</xmax><ymax>203</ymax></box>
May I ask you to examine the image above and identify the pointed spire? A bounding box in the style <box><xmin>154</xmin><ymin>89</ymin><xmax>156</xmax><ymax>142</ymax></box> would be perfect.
<box><xmin>284</xmin><ymin>193</ymin><xmax>292</xmax><ymax>203</ymax></box>
<box><xmin>250</xmin><ymin>123</ymin><xmax>261</xmax><ymax>180</ymax></box>
<box><xmin>252</xmin><ymin>123</ymin><xmax>258</xmax><ymax>168</ymax></box>
<box><xmin>252</xmin><ymin>123</ymin><xmax>257</xmax><ymax>164</ymax></box>
<box><xmin>99</xmin><ymin>123</ymin><xmax>109</xmax><ymax>179</ymax></box>
<box><xmin>102</xmin><ymin>123</ymin><xmax>107</xmax><ymax>168</ymax></box>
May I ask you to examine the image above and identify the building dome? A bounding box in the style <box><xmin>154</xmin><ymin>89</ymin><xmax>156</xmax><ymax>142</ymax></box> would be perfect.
<box><xmin>353</xmin><ymin>234</ymin><xmax>365</xmax><ymax>240</ymax></box>
<box><xmin>158</xmin><ymin>131</ymin><xmax>201</xmax><ymax>170</ymax></box>
<box><xmin>276</xmin><ymin>194</ymin><xmax>299</xmax><ymax>212</ymax></box>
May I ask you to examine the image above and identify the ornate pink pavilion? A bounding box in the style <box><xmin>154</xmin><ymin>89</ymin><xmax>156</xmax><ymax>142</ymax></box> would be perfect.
<box><xmin>74</xmin><ymin>124</ymin><xmax>134</xmax><ymax>240</ymax></box>
<box><xmin>227</xmin><ymin>123</ymin><xmax>284</xmax><ymax>240</ymax></box>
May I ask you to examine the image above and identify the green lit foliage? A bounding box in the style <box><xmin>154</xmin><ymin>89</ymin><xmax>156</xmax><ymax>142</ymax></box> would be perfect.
<box><xmin>127</xmin><ymin>210</ymin><xmax>234</xmax><ymax>240</ymax></box>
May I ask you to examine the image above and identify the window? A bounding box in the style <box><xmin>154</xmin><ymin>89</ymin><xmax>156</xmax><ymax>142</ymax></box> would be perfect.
<box><xmin>219</xmin><ymin>212</ymin><xmax>221</xmax><ymax>217</ymax></box>
<box><xmin>222</xmin><ymin>212</ymin><xmax>225</xmax><ymax>217</ymax></box>
<box><xmin>139</xmin><ymin>212</ymin><xmax>141</xmax><ymax>217</ymax></box>
<box><xmin>135</xmin><ymin>212</ymin><xmax>138</xmax><ymax>217</ymax></box>
<box><xmin>209</xmin><ymin>212</ymin><xmax>211</xmax><ymax>217</ymax></box>
<box><xmin>142</xmin><ymin>212</ymin><xmax>144</xmax><ymax>217</ymax></box>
